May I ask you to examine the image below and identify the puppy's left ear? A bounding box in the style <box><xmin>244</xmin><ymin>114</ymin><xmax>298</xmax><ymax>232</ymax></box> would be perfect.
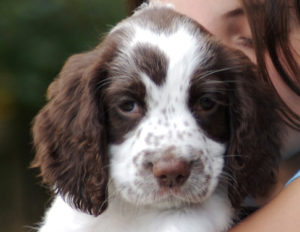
<box><xmin>224</xmin><ymin>52</ymin><xmax>282</xmax><ymax>208</ymax></box>
<box><xmin>31</xmin><ymin>38</ymin><xmax>118</xmax><ymax>216</ymax></box>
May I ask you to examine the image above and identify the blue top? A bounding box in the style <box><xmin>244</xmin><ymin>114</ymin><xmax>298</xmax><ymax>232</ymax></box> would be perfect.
<box><xmin>286</xmin><ymin>169</ymin><xmax>300</xmax><ymax>186</ymax></box>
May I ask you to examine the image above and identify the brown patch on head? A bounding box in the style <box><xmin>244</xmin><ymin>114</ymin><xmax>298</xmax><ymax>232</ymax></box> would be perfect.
<box><xmin>104</xmin><ymin>74</ymin><xmax>147</xmax><ymax>144</ymax></box>
<box><xmin>132</xmin><ymin>44</ymin><xmax>169</xmax><ymax>86</ymax></box>
<box><xmin>132</xmin><ymin>4</ymin><xmax>210</xmax><ymax>39</ymax></box>
<box><xmin>133</xmin><ymin>6</ymin><xmax>182</xmax><ymax>34</ymax></box>
<box><xmin>189</xmin><ymin>73</ymin><xmax>229</xmax><ymax>143</ymax></box>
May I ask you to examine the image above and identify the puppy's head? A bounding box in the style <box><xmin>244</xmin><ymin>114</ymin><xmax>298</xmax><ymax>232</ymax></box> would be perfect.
<box><xmin>32</xmin><ymin>4</ymin><xmax>281</xmax><ymax>216</ymax></box>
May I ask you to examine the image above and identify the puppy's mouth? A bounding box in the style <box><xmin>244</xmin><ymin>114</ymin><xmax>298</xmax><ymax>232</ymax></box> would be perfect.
<box><xmin>152</xmin><ymin>184</ymin><xmax>210</xmax><ymax>206</ymax></box>
<box><xmin>157</xmin><ymin>186</ymin><xmax>188</xmax><ymax>197</ymax></box>
<box><xmin>115</xmin><ymin>176</ymin><xmax>215</xmax><ymax>208</ymax></box>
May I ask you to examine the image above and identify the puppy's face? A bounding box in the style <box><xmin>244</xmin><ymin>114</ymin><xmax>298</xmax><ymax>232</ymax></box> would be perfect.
<box><xmin>106</xmin><ymin>19</ymin><xmax>229</xmax><ymax>207</ymax></box>
<box><xmin>32</xmin><ymin>4</ymin><xmax>281</xmax><ymax>216</ymax></box>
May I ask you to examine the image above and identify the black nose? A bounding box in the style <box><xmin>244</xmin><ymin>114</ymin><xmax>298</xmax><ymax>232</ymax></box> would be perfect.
<box><xmin>152</xmin><ymin>158</ymin><xmax>190</xmax><ymax>188</ymax></box>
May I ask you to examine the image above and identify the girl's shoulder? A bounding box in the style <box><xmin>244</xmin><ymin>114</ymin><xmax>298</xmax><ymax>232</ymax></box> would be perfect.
<box><xmin>286</xmin><ymin>169</ymin><xmax>300</xmax><ymax>186</ymax></box>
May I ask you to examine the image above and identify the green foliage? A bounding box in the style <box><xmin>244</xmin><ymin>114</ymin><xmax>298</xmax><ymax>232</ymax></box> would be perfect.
<box><xmin>0</xmin><ymin>1</ymin><xmax>127</xmax><ymax>231</ymax></box>
<box><xmin>0</xmin><ymin>0</ymin><xmax>126</xmax><ymax>109</ymax></box>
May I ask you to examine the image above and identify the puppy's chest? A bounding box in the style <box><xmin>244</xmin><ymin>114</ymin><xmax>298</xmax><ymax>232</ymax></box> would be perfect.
<box><xmin>96</xmin><ymin>193</ymin><xmax>233</xmax><ymax>232</ymax></box>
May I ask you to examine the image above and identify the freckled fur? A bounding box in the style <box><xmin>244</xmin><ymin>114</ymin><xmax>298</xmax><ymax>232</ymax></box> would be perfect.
<box><xmin>32</xmin><ymin>3</ymin><xmax>282</xmax><ymax>232</ymax></box>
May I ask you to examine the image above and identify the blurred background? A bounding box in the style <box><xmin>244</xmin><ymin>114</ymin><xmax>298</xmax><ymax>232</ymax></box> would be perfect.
<box><xmin>0</xmin><ymin>0</ymin><xmax>127</xmax><ymax>231</ymax></box>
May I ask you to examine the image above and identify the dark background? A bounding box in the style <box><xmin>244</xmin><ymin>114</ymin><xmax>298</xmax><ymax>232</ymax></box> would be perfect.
<box><xmin>0</xmin><ymin>0</ymin><xmax>127</xmax><ymax>231</ymax></box>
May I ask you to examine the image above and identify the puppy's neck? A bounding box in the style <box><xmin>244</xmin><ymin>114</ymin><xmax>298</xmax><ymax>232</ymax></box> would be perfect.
<box><xmin>102</xmin><ymin>187</ymin><xmax>234</xmax><ymax>232</ymax></box>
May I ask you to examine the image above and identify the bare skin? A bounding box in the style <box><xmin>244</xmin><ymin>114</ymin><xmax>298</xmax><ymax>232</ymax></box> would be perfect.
<box><xmin>230</xmin><ymin>177</ymin><xmax>300</xmax><ymax>232</ymax></box>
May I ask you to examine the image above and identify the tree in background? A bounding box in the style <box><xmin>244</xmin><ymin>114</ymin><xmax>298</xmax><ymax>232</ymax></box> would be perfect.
<box><xmin>0</xmin><ymin>1</ymin><xmax>126</xmax><ymax>231</ymax></box>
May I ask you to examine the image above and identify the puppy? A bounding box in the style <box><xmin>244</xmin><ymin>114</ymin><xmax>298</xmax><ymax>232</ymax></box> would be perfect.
<box><xmin>32</xmin><ymin>3</ymin><xmax>281</xmax><ymax>232</ymax></box>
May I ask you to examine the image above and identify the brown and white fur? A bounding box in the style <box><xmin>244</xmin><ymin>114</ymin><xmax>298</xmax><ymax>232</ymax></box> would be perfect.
<box><xmin>32</xmin><ymin>3</ymin><xmax>281</xmax><ymax>232</ymax></box>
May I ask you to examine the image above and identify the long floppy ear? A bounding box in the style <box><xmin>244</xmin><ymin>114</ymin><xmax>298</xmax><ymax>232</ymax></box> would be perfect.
<box><xmin>224</xmin><ymin>51</ymin><xmax>282</xmax><ymax>208</ymax></box>
<box><xmin>31</xmin><ymin>39</ymin><xmax>118</xmax><ymax>216</ymax></box>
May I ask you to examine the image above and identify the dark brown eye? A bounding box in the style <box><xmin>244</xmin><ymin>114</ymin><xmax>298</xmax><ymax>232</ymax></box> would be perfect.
<box><xmin>119</xmin><ymin>100</ymin><xmax>138</xmax><ymax>113</ymax></box>
<box><xmin>199</xmin><ymin>96</ymin><xmax>215</xmax><ymax>111</ymax></box>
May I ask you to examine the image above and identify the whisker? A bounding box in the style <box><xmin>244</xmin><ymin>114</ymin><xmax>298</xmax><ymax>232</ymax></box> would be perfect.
<box><xmin>218</xmin><ymin>169</ymin><xmax>240</xmax><ymax>197</ymax></box>
<box><xmin>200</xmin><ymin>79</ymin><xmax>237</xmax><ymax>83</ymax></box>
<box><xmin>96</xmin><ymin>78</ymin><xmax>112</xmax><ymax>90</ymax></box>
<box><xmin>196</xmin><ymin>67</ymin><xmax>238</xmax><ymax>81</ymax></box>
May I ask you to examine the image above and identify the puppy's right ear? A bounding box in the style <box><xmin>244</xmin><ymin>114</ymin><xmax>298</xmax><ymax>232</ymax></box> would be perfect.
<box><xmin>31</xmin><ymin>36</ymin><xmax>118</xmax><ymax>216</ymax></box>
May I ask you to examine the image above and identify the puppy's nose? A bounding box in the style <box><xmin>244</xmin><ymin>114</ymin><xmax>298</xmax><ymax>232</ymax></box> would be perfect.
<box><xmin>153</xmin><ymin>159</ymin><xmax>190</xmax><ymax>188</ymax></box>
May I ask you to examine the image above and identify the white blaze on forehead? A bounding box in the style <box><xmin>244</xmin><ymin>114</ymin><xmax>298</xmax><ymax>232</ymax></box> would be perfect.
<box><xmin>130</xmin><ymin>25</ymin><xmax>210</xmax><ymax>70</ymax></box>
<box><xmin>129</xmin><ymin>25</ymin><xmax>212</xmax><ymax>107</ymax></box>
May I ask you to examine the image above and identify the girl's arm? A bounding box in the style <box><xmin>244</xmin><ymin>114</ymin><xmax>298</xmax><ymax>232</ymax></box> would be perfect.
<box><xmin>230</xmin><ymin>165</ymin><xmax>300</xmax><ymax>232</ymax></box>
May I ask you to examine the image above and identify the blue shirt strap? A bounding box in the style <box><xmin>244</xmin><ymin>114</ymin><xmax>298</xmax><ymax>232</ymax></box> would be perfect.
<box><xmin>286</xmin><ymin>169</ymin><xmax>300</xmax><ymax>186</ymax></box>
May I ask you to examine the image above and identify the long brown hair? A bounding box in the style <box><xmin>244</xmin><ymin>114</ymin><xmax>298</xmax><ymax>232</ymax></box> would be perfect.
<box><xmin>126</xmin><ymin>0</ymin><xmax>300</xmax><ymax>129</ymax></box>
<box><xmin>241</xmin><ymin>0</ymin><xmax>300</xmax><ymax>129</ymax></box>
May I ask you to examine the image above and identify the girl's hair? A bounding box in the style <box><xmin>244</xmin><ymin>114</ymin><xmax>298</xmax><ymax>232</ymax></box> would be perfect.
<box><xmin>241</xmin><ymin>0</ymin><xmax>300</xmax><ymax>129</ymax></box>
<box><xmin>126</xmin><ymin>0</ymin><xmax>300</xmax><ymax>129</ymax></box>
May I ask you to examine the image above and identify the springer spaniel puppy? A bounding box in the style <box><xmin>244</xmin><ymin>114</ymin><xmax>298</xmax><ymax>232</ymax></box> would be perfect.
<box><xmin>32</xmin><ymin>3</ymin><xmax>281</xmax><ymax>232</ymax></box>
